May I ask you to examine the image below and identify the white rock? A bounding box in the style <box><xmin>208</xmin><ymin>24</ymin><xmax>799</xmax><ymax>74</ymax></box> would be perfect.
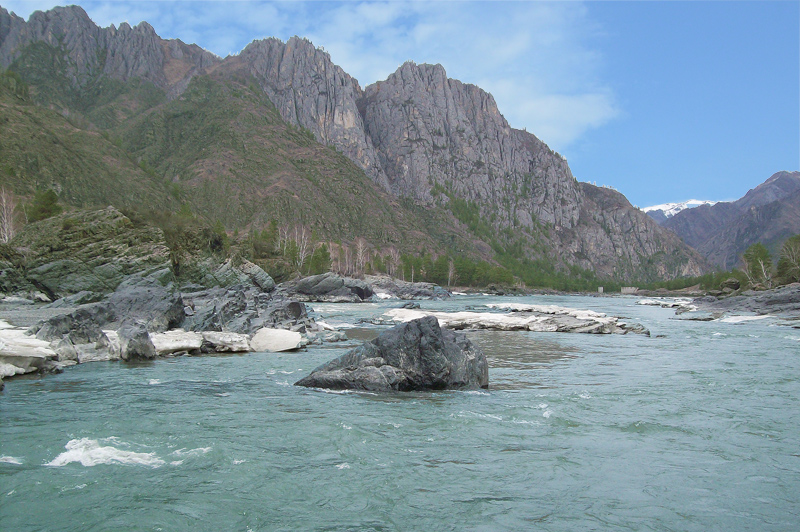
<box><xmin>0</xmin><ymin>328</ymin><xmax>56</xmax><ymax>373</ymax></box>
<box><xmin>0</xmin><ymin>361</ymin><xmax>26</xmax><ymax>378</ymax></box>
<box><xmin>250</xmin><ymin>328</ymin><xmax>302</xmax><ymax>352</ymax></box>
<box><xmin>149</xmin><ymin>330</ymin><xmax>203</xmax><ymax>355</ymax></box>
<box><xmin>382</xmin><ymin>305</ymin><xmax>620</xmax><ymax>334</ymax></box>
<box><xmin>201</xmin><ymin>332</ymin><xmax>250</xmax><ymax>352</ymax></box>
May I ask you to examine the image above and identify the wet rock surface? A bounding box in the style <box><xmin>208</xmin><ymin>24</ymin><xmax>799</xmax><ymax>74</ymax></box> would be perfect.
<box><xmin>295</xmin><ymin>316</ymin><xmax>488</xmax><ymax>392</ymax></box>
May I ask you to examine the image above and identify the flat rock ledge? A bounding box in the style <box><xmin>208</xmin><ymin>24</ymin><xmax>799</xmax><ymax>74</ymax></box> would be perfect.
<box><xmin>295</xmin><ymin>316</ymin><xmax>488</xmax><ymax>392</ymax></box>
<box><xmin>377</xmin><ymin>303</ymin><xmax>650</xmax><ymax>336</ymax></box>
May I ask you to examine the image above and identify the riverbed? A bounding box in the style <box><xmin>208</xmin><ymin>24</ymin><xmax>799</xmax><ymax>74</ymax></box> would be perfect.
<box><xmin>1</xmin><ymin>294</ymin><xmax>798</xmax><ymax>531</ymax></box>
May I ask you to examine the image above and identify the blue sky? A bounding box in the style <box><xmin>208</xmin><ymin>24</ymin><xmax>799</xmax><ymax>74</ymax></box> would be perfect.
<box><xmin>3</xmin><ymin>1</ymin><xmax>798</xmax><ymax>208</ymax></box>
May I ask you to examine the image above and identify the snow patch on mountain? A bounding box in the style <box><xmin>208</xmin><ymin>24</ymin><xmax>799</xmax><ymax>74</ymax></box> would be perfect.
<box><xmin>643</xmin><ymin>200</ymin><xmax>717</xmax><ymax>219</ymax></box>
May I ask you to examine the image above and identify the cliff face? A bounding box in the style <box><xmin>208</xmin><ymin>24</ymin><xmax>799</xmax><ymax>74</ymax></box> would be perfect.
<box><xmin>0</xmin><ymin>5</ymin><xmax>217</xmax><ymax>94</ymax></box>
<box><xmin>238</xmin><ymin>37</ymin><xmax>389</xmax><ymax>190</ymax></box>
<box><xmin>359</xmin><ymin>62</ymin><xmax>581</xmax><ymax>230</ymax></box>
<box><xmin>0</xmin><ymin>5</ymin><xmax>708</xmax><ymax>281</ymax></box>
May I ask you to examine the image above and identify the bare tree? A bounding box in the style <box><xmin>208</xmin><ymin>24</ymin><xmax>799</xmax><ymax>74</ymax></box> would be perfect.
<box><xmin>0</xmin><ymin>187</ymin><xmax>19</xmax><ymax>244</ymax></box>
<box><xmin>343</xmin><ymin>245</ymin><xmax>353</xmax><ymax>276</ymax></box>
<box><xmin>293</xmin><ymin>225</ymin><xmax>312</xmax><ymax>271</ymax></box>
<box><xmin>276</xmin><ymin>224</ymin><xmax>291</xmax><ymax>254</ymax></box>
<box><xmin>354</xmin><ymin>237</ymin><xmax>368</xmax><ymax>275</ymax></box>
<box><xmin>447</xmin><ymin>259</ymin><xmax>456</xmax><ymax>288</ymax></box>
<box><xmin>387</xmin><ymin>247</ymin><xmax>400</xmax><ymax>278</ymax></box>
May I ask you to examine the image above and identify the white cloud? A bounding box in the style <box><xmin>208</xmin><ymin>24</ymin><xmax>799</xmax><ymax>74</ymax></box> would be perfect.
<box><xmin>2</xmin><ymin>0</ymin><xmax>619</xmax><ymax>149</ymax></box>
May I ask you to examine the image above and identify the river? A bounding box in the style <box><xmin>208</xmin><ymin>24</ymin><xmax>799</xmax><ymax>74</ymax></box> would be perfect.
<box><xmin>1</xmin><ymin>294</ymin><xmax>798</xmax><ymax>531</ymax></box>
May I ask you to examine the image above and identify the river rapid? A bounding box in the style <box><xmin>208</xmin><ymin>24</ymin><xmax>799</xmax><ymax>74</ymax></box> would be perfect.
<box><xmin>1</xmin><ymin>294</ymin><xmax>799</xmax><ymax>531</ymax></box>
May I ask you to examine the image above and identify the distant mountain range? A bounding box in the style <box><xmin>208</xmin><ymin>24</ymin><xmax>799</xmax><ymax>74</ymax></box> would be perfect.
<box><xmin>0</xmin><ymin>5</ymin><xmax>707</xmax><ymax>283</ymax></box>
<box><xmin>643</xmin><ymin>200</ymin><xmax>718</xmax><ymax>224</ymax></box>
<box><xmin>659</xmin><ymin>171</ymin><xmax>800</xmax><ymax>270</ymax></box>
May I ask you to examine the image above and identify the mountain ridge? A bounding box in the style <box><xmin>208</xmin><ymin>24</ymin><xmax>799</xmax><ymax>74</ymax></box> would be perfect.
<box><xmin>0</xmin><ymin>4</ymin><xmax>708</xmax><ymax>283</ymax></box>
<box><xmin>663</xmin><ymin>171</ymin><xmax>800</xmax><ymax>269</ymax></box>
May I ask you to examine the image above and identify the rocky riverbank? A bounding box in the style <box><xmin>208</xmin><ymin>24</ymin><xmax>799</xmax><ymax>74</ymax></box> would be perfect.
<box><xmin>372</xmin><ymin>302</ymin><xmax>651</xmax><ymax>336</ymax></box>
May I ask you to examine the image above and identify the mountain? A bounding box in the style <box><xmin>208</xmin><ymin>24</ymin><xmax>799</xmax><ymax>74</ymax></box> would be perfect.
<box><xmin>0</xmin><ymin>5</ymin><xmax>707</xmax><ymax>284</ymax></box>
<box><xmin>643</xmin><ymin>200</ymin><xmax>718</xmax><ymax>224</ymax></box>
<box><xmin>663</xmin><ymin>171</ymin><xmax>800</xmax><ymax>269</ymax></box>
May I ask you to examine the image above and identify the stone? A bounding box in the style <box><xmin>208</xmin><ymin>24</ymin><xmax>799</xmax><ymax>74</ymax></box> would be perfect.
<box><xmin>376</xmin><ymin>304</ymin><xmax>651</xmax><ymax>335</ymax></box>
<box><xmin>250</xmin><ymin>328</ymin><xmax>302</xmax><ymax>352</ymax></box>
<box><xmin>284</xmin><ymin>273</ymin><xmax>373</xmax><ymax>302</ymax></box>
<box><xmin>105</xmin><ymin>273</ymin><xmax>184</xmax><ymax>332</ymax></box>
<box><xmin>149</xmin><ymin>330</ymin><xmax>203</xmax><ymax>356</ymax></box>
<box><xmin>117</xmin><ymin>320</ymin><xmax>157</xmax><ymax>361</ymax></box>
<box><xmin>54</xmin><ymin>336</ymin><xmax>79</xmax><ymax>362</ymax></box>
<box><xmin>32</xmin><ymin>303</ymin><xmax>116</xmax><ymax>342</ymax></box>
<box><xmin>200</xmin><ymin>331</ymin><xmax>250</xmax><ymax>352</ymax></box>
<box><xmin>96</xmin><ymin>331</ymin><xmax>121</xmax><ymax>359</ymax></box>
<box><xmin>295</xmin><ymin>316</ymin><xmax>488</xmax><ymax>391</ymax></box>
<box><xmin>720</xmin><ymin>277</ymin><xmax>741</xmax><ymax>291</ymax></box>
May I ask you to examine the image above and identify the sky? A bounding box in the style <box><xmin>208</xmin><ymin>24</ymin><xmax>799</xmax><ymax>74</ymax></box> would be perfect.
<box><xmin>2</xmin><ymin>0</ymin><xmax>798</xmax><ymax>208</ymax></box>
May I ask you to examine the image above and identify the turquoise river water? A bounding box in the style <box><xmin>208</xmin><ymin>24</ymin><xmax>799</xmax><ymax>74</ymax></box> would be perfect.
<box><xmin>1</xmin><ymin>294</ymin><xmax>799</xmax><ymax>531</ymax></box>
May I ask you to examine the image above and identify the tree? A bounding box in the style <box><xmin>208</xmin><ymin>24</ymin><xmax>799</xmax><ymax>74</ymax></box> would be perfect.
<box><xmin>448</xmin><ymin>259</ymin><xmax>456</xmax><ymax>288</ymax></box>
<box><xmin>742</xmin><ymin>243</ymin><xmax>773</xmax><ymax>288</ymax></box>
<box><xmin>355</xmin><ymin>237</ymin><xmax>368</xmax><ymax>275</ymax></box>
<box><xmin>386</xmin><ymin>247</ymin><xmax>400</xmax><ymax>278</ymax></box>
<box><xmin>26</xmin><ymin>189</ymin><xmax>63</xmax><ymax>222</ymax></box>
<box><xmin>0</xmin><ymin>187</ymin><xmax>19</xmax><ymax>243</ymax></box>
<box><xmin>292</xmin><ymin>225</ymin><xmax>312</xmax><ymax>271</ymax></box>
<box><xmin>776</xmin><ymin>234</ymin><xmax>800</xmax><ymax>284</ymax></box>
<box><xmin>308</xmin><ymin>243</ymin><xmax>332</xmax><ymax>275</ymax></box>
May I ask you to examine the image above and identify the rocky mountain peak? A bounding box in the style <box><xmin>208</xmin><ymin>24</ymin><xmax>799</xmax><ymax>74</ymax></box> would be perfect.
<box><xmin>0</xmin><ymin>5</ymin><xmax>218</xmax><ymax>93</ymax></box>
<box><xmin>239</xmin><ymin>36</ymin><xmax>390</xmax><ymax>190</ymax></box>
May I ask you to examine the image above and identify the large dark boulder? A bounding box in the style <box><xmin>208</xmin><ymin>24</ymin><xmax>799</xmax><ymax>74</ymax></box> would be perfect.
<box><xmin>32</xmin><ymin>303</ymin><xmax>116</xmax><ymax>342</ymax></box>
<box><xmin>295</xmin><ymin>316</ymin><xmax>488</xmax><ymax>391</ymax></box>
<box><xmin>288</xmin><ymin>273</ymin><xmax>373</xmax><ymax>302</ymax></box>
<box><xmin>105</xmin><ymin>274</ymin><xmax>184</xmax><ymax>332</ymax></box>
<box><xmin>182</xmin><ymin>286</ymin><xmax>311</xmax><ymax>335</ymax></box>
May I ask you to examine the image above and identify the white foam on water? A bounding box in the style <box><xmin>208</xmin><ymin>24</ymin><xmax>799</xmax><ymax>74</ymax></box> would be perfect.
<box><xmin>340</xmin><ymin>423</ymin><xmax>352</xmax><ymax>430</ymax></box>
<box><xmin>0</xmin><ymin>456</ymin><xmax>23</xmax><ymax>465</ymax></box>
<box><xmin>375</xmin><ymin>292</ymin><xmax>394</xmax><ymax>300</ymax></box>
<box><xmin>718</xmin><ymin>315</ymin><xmax>772</xmax><ymax>323</ymax></box>
<box><xmin>172</xmin><ymin>447</ymin><xmax>212</xmax><ymax>458</ymax></box>
<box><xmin>46</xmin><ymin>438</ymin><xmax>165</xmax><ymax>468</ymax></box>
<box><xmin>785</xmin><ymin>336</ymin><xmax>800</xmax><ymax>342</ymax></box>
<box><xmin>543</xmin><ymin>410</ymin><xmax>552</xmax><ymax>419</ymax></box>
<box><xmin>452</xmin><ymin>291</ymin><xmax>467</xmax><ymax>296</ymax></box>
<box><xmin>148</xmin><ymin>379</ymin><xmax>161</xmax><ymax>385</ymax></box>
<box><xmin>336</xmin><ymin>463</ymin><xmax>350</xmax><ymax>469</ymax></box>
<box><xmin>713</xmin><ymin>332</ymin><xmax>726</xmax><ymax>337</ymax></box>
<box><xmin>233</xmin><ymin>459</ymin><xmax>246</xmax><ymax>465</ymax></box>
<box><xmin>537</xmin><ymin>403</ymin><xmax>548</xmax><ymax>409</ymax></box>
<box><xmin>579</xmin><ymin>392</ymin><xmax>592</xmax><ymax>399</ymax></box>
<box><xmin>215</xmin><ymin>393</ymin><xmax>230</xmax><ymax>397</ymax></box>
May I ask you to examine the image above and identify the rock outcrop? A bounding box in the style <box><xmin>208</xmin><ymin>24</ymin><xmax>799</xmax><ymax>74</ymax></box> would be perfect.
<box><xmin>693</xmin><ymin>283</ymin><xmax>800</xmax><ymax>318</ymax></box>
<box><xmin>238</xmin><ymin>37</ymin><xmax>389</xmax><ymax>190</ymax></box>
<box><xmin>379</xmin><ymin>303</ymin><xmax>650</xmax><ymax>336</ymax></box>
<box><xmin>9</xmin><ymin>207</ymin><xmax>172</xmax><ymax>300</ymax></box>
<box><xmin>295</xmin><ymin>315</ymin><xmax>488</xmax><ymax>391</ymax></box>
<box><xmin>366</xmin><ymin>275</ymin><xmax>451</xmax><ymax>300</ymax></box>
<box><xmin>279</xmin><ymin>272</ymin><xmax>373</xmax><ymax>303</ymax></box>
<box><xmin>0</xmin><ymin>5</ymin><xmax>217</xmax><ymax>94</ymax></box>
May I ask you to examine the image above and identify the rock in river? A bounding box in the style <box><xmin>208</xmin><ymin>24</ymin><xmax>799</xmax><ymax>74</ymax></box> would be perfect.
<box><xmin>295</xmin><ymin>316</ymin><xmax>488</xmax><ymax>392</ymax></box>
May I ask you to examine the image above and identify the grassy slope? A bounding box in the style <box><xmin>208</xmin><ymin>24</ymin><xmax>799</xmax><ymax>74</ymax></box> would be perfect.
<box><xmin>2</xmin><ymin>48</ymin><xmax>484</xmax><ymax>261</ymax></box>
<box><xmin>0</xmin><ymin>73</ymin><xmax>175</xmax><ymax>211</ymax></box>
